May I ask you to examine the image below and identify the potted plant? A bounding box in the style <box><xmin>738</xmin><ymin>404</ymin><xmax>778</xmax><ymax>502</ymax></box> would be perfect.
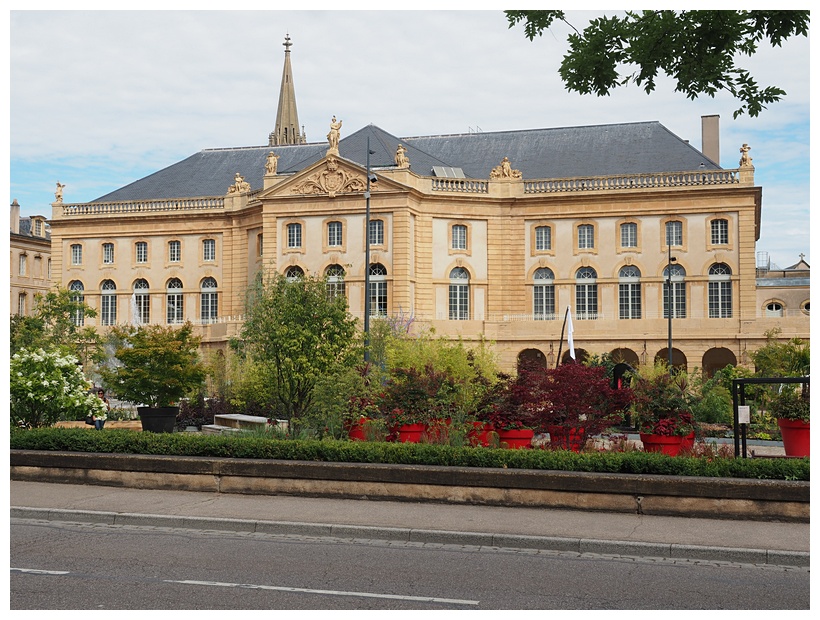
<box><xmin>473</xmin><ymin>372</ymin><xmax>536</xmax><ymax>449</ymax></box>
<box><xmin>629</xmin><ymin>362</ymin><xmax>696</xmax><ymax>456</ymax></box>
<box><xmin>99</xmin><ymin>323</ymin><xmax>206</xmax><ymax>433</ymax></box>
<box><xmin>770</xmin><ymin>387</ymin><xmax>810</xmax><ymax>457</ymax></box>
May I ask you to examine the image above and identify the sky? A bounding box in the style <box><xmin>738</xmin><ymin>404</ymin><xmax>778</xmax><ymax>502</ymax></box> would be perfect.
<box><xmin>6</xmin><ymin>6</ymin><xmax>813</xmax><ymax>269</ymax></box>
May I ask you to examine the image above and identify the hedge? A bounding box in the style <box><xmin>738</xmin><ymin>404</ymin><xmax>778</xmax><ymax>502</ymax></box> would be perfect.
<box><xmin>9</xmin><ymin>427</ymin><xmax>809</xmax><ymax>481</ymax></box>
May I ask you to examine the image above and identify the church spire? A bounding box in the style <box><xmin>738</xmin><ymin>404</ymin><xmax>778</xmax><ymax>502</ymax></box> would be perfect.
<box><xmin>269</xmin><ymin>33</ymin><xmax>306</xmax><ymax>146</ymax></box>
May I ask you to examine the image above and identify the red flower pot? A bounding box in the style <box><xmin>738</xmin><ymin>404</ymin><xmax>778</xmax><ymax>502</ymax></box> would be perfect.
<box><xmin>680</xmin><ymin>431</ymin><xmax>696</xmax><ymax>453</ymax></box>
<box><xmin>396</xmin><ymin>423</ymin><xmax>427</xmax><ymax>443</ymax></box>
<box><xmin>468</xmin><ymin>422</ymin><xmax>494</xmax><ymax>447</ymax></box>
<box><xmin>640</xmin><ymin>433</ymin><xmax>683</xmax><ymax>456</ymax></box>
<box><xmin>497</xmin><ymin>428</ymin><xmax>534</xmax><ymax>449</ymax></box>
<box><xmin>547</xmin><ymin>425</ymin><xmax>587</xmax><ymax>452</ymax></box>
<box><xmin>346</xmin><ymin>417</ymin><xmax>371</xmax><ymax>441</ymax></box>
<box><xmin>777</xmin><ymin>418</ymin><xmax>810</xmax><ymax>457</ymax></box>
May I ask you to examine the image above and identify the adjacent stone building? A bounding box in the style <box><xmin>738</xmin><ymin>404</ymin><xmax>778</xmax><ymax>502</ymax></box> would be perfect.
<box><xmin>10</xmin><ymin>199</ymin><xmax>51</xmax><ymax>316</ymax></box>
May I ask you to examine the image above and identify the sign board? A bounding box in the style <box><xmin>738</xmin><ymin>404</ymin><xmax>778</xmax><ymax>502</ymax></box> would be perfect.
<box><xmin>737</xmin><ymin>405</ymin><xmax>751</xmax><ymax>424</ymax></box>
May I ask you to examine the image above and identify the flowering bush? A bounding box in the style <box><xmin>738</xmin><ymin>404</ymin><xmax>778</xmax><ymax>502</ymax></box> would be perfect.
<box><xmin>629</xmin><ymin>362</ymin><xmax>696</xmax><ymax>436</ymax></box>
<box><xmin>10</xmin><ymin>347</ymin><xmax>106</xmax><ymax>428</ymax></box>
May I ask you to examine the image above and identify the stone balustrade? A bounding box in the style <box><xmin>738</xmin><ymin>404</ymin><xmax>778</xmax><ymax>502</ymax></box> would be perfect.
<box><xmin>58</xmin><ymin>196</ymin><xmax>226</xmax><ymax>217</ymax></box>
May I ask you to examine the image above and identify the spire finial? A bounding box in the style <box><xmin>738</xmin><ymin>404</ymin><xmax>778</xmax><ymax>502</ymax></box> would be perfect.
<box><xmin>283</xmin><ymin>33</ymin><xmax>292</xmax><ymax>53</ymax></box>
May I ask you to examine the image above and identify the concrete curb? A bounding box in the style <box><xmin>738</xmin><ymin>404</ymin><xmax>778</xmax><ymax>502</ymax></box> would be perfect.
<box><xmin>10</xmin><ymin>507</ymin><xmax>809</xmax><ymax>568</ymax></box>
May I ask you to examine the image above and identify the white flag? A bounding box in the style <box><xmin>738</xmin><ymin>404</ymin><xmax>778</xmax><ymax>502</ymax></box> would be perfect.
<box><xmin>131</xmin><ymin>292</ymin><xmax>142</xmax><ymax>327</ymax></box>
<box><xmin>566</xmin><ymin>306</ymin><xmax>576</xmax><ymax>360</ymax></box>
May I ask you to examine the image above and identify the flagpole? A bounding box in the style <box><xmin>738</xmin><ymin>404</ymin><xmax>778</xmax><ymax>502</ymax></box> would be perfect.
<box><xmin>555</xmin><ymin>306</ymin><xmax>569</xmax><ymax>368</ymax></box>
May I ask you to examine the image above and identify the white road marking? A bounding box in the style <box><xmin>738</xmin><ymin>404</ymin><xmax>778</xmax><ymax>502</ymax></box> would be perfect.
<box><xmin>12</xmin><ymin>568</ymin><xmax>71</xmax><ymax>575</ymax></box>
<box><xmin>168</xmin><ymin>579</ymin><xmax>480</xmax><ymax>605</ymax></box>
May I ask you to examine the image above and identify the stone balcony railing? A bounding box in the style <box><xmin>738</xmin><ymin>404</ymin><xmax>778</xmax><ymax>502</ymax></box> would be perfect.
<box><xmin>57</xmin><ymin>196</ymin><xmax>226</xmax><ymax>217</ymax></box>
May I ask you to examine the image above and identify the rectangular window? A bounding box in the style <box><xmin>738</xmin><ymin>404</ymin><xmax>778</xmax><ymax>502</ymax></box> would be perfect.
<box><xmin>452</xmin><ymin>224</ymin><xmax>467</xmax><ymax>250</ymax></box>
<box><xmin>368</xmin><ymin>281</ymin><xmax>387</xmax><ymax>317</ymax></box>
<box><xmin>135</xmin><ymin>293</ymin><xmax>150</xmax><ymax>324</ymax></box>
<box><xmin>535</xmin><ymin>226</ymin><xmax>552</xmax><ymax>251</ymax></box>
<box><xmin>663</xmin><ymin>282</ymin><xmax>687</xmax><ymax>319</ymax></box>
<box><xmin>169</xmin><ymin>240</ymin><xmax>181</xmax><ymax>262</ymax></box>
<box><xmin>618</xmin><ymin>283</ymin><xmax>641</xmax><ymax>319</ymax></box>
<box><xmin>17</xmin><ymin>293</ymin><xmax>26</xmax><ymax>316</ymax></box>
<box><xmin>578</xmin><ymin>224</ymin><xmax>594</xmax><ymax>249</ymax></box>
<box><xmin>287</xmin><ymin>223</ymin><xmax>302</xmax><ymax>249</ymax></box>
<box><xmin>136</xmin><ymin>242</ymin><xmax>148</xmax><ymax>264</ymax></box>
<box><xmin>203</xmin><ymin>239</ymin><xmax>215</xmax><ymax>261</ymax></box>
<box><xmin>533</xmin><ymin>284</ymin><xmax>555</xmax><ymax>320</ymax></box>
<box><xmin>101</xmin><ymin>295</ymin><xmax>117</xmax><ymax>326</ymax></box>
<box><xmin>369</xmin><ymin>219</ymin><xmax>384</xmax><ymax>246</ymax></box>
<box><xmin>666</xmin><ymin>221</ymin><xmax>683</xmax><ymax>247</ymax></box>
<box><xmin>201</xmin><ymin>292</ymin><xmax>218</xmax><ymax>323</ymax></box>
<box><xmin>34</xmin><ymin>220</ymin><xmax>42</xmax><ymax>236</ymax></box>
<box><xmin>71</xmin><ymin>244</ymin><xmax>82</xmax><ymax>265</ymax></box>
<box><xmin>711</xmin><ymin>219</ymin><xmax>729</xmax><ymax>245</ymax></box>
<box><xmin>328</xmin><ymin>222</ymin><xmax>342</xmax><ymax>247</ymax></box>
<box><xmin>18</xmin><ymin>254</ymin><xmax>27</xmax><ymax>276</ymax></box>
<box><xmin>167</xmin><ymin>293</ymin><xmax>184</xmax><ymax>324</ymax></box>
<box><xmin>103</xmin><ymin>243</ymin><xmax>114</xmax><ymax>264</ymax></box>
<box><xmin>620</xmin><ymin>223</ymin><xmax>637</xmax><ymax>248</ymax></box>
<box><xmin>257</xmin><ymin>234</ymin><xmax>263</xmax><ymax>256</ymax></box>
<box><xmin>448</xmin><ymin>283</ymin><xmax>469</xmax><ymax>320</ymax></box>
<box><xmin>576</xmin><ymin>283</ymin><xmax>598</xmax><ymax>320</ymax></box>
<box><xmin>708</xmin><ymin>281</ymin><xmax>733</xmax><ymax>318</ymax></box>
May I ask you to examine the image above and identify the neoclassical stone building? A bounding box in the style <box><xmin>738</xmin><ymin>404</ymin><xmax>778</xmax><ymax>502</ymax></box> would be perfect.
<box><xmin>46</xmin><ymin>38</ymin><xmax>809</xmax><ymax>374</ymax></box>
<box><xmin>10</xmin><ymin>199</ymin><xmax>51</xmax><ymax>316</ymax></box>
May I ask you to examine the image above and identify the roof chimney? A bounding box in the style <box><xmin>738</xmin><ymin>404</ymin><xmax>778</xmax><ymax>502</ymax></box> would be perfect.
<box><xmin>10</xmin><ymin>199</ymin><xmax>20</xmax><ymax>234</ymax></box>
<box><xmin>701</xmin><ymin>115</ymin><xmax>720</xmax><ymax>165</ymax></box>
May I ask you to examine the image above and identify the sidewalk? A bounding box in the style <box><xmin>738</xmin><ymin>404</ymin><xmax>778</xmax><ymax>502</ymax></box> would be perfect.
<box><xmin>10</xmin><ymin>480</ymin><xmax>809</xmax><ymax>567</ymax></box>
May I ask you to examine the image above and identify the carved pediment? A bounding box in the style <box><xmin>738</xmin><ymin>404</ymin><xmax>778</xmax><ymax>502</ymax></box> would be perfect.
<box><xmin>291</xmin><ymin>157</ymin><xmax>367</xmax><ymax>198</ymax></box>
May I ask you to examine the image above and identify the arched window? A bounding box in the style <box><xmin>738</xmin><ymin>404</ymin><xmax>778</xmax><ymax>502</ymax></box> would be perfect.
<box><xmin>200</xmin><ymin>277</ymin><xmax>218</xmax><ymax>323</ymax></box>
<box><xmin>708</xmin><ymin>263</ymin><xmax>732</xmax><ymax>318</ymax></box>
<box><xmin>285</xmin><ymin>266</ymin><xmax>304</xmax><ymax>282</ymax></box>
<box><xmin>663</xmin><ymin>264</ymin><xmax>686</xmax><ymax>319</ymax></box>
<box><xmin>533</xmin><ymin>267</ymin><xmax>555</xmax><ymax>320</ymax></box>
<box><xmin>575</xmin><ymin>267</ymin><xmax>597</xmax><ymax>320</ymax></box>
<box><xmin>765</xmin><ymin>301</ymin><xmax>784</xmax><ymax>317</ymax></box>
<box><xmin>101</xmin><ymin>279</ymin><xmax>117</xmax><ymax>326</ymax></box>
<box><xmin>325</xmin><ymin>264</ymin><xmax>346</xmax><ymax>300</ymax></box>
<box><xmin>133</xmin><ymin>279</ymin><xmax>150</xmax><ymax>325</ymax></box>
<box><xmin>618</xmin><ymin>266</ymin><xmax>641</xmax><ymax>319</ymax></box>
<box><xmin>368</xmin><ymin>263</ymin><xmax>388</xmax><ymax>317</ymax></box>
<box><xmin>166</xmin><ymin>278</ymin><xmax>184</xmax><ymax>324</ymax></box>
<box><xmin>68</xmin><ymin>280</ymin><xmax>85</xmax><ymax>326</ymax></box>
<box><xmin>449</xmin><ymin>267</ymin><xmax>470</xmax><ymax>320</ymax></box>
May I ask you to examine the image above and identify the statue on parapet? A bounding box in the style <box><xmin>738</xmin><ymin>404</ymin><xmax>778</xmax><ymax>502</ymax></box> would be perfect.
<box><xmin>395</xmin><ymin>144</ymin><xmax>410</xmax><ymax>168</ymax></box>
<box><xmin>228</xmin><ymin>172</ymin><xmax>251</xmax><ymax>194</ymax></box>
<box><xmin>490</xmin><ymin>156</ymin><xmax>522</xmax><ymax>179</ymax></box>
<box><xmin>54</xmin><ymin>182</ymin><xmax>66</xmax><ymax>203</ymax></box>
<box><xmin>265</xmin><ymin>151</ymin><xmax>280</xmax><ymax>175</ymax></box>
<box><xmin>739</xmin><ymin>143</ymin><xmax>753</xmax><ymax>167</ymax></box>
<box><xmin>327</xmin><ymin>116</ymin><xmax>342</xmax><ymax>154</ymax></box>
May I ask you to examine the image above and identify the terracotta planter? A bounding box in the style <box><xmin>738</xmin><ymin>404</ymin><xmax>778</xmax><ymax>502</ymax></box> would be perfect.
<box><xmin>640</xmin><ymin>432</ymin><xmax>683</xmax><ymax>456</ymax></box>
<box><xmin>496</xmin><ymin>428</ymin><xmax>534</xmax><ymax>449</ymax></box>
<box><xmin>777</xmin><ymin>418</ymin><xmax>810</xmax><ymax>457</ymax></box>
<box><xmin>547</xmin><ymin>425</ymin><xmax>587</xmax><ymax>452</ymax></box>
<box><xmin>137</xmin><ymin>406</ymin><xmax>179</xmax><ymax>433</ymax></box>
<box><xmin>396</xmin><ymin>423</ymin><xmax>427</xmax><ymax>443</ymax></box>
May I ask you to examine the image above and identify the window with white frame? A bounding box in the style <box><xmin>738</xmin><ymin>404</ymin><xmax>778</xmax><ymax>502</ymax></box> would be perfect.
<box><xmin>665</xmin><ymin>220</ymin><xmax>683</xmax><ymax>247</ymax></box>
<box><xmin>575</xmin><ymin>267</ymin><xmax>598</xmax><ymax>320</ymax></box>
<box><xmin>765</xmin><ymin>302</ymin><xmax>784</xmax><ymax>317</ymax></box>
<box><xmin>17</xmin><ymin>293</ymin><xmax>26</xmax><ymax>316</ymax></box>
<box><xmin>711</xmin><ymin>218</ymin><xmax>729</xmax><ymax>245</ymax></box>
<box><xmin>452</xmin><ymin>224</ymin><xmax>467</xmax><ymax>251</ymax></box>
<box><xmin>135</xmin><ymin>241</ymin><xmax>148</xmax><ymax>264</ymax></box>
<box><xmin>166</xmin><ymin>278</ymin><xmax>184</xmax><ymax>324</ymax></box>
<box><xmin>71</xmin><ymin>244</ymin><xmax>83</xmax><ymax>266</ymax></box>
<box><xmin>578</xmin><ymin>224</ymin><xmax>594</xmax><ymax>249</ymax></box>
<box><xmin>368</xmin><ymin>263</ymin><xmax>388</xmax><ymax>316</ymax></box>
<box><xmin>369</xmin><ymin>219</ymin><xmax>384</xmax><ymax>246</ymax></box>
<box><xmin>103</xmin><ymin>243</ymin><xmax>114</xmax><ymax>264</ymax></box>
<box><xmin>285</xmin><ymin>266</ymin><xmax>304</xmax><ymax>281</ymax></box>
<box><xmin>200</xmin><ymin>277</ymin><xmax>218</xmax><ymax>323</ymax></box>
<box><xmin>287</xmin><ymin>223</ymin><xmax>302</xmax><ymax>249</ymax></box>
<box><xmin>448</xmin><ymin>267</ymin><xmax>469</xmax><ymax>320</ymax></box>
<box><xmin>18</xmin><ymin>254</ymin><xmax>27</xmax><ymax>276</ymax></box>
<box><xmin>101</xmin><ymin>280</ymin><xmax>117</xmax><ymax>326</ymax></box>
<box><xmin>708</xmin><ymin>263</ymin><xmax>732</xmax><ymax>318</ymax></box>
<box><xmin>618</xmin><ymin>266</ymin><xmax>641</xmax><ymax>319</ymax></box>
<box><xmin>620</xmin><ymin>222</ymin><xmax>638</xmax><ymax>248</ymax></box>
<box><xmin>134</xmin><ymin>279</ymin><xmax>150</xmax><ymax>324</ymax></box>
<box><xmin>168</xmin><ymin>240</ymin><xmax>181</xmax><ymax>263</ymax></box>
<box><xmin>325</xmin><ymin>264</ymin><xmax>346</xmax><ymax>300</ymax></box>
<box><xmin>663</xmin><ymin>264</ymin><xmax>687</xmax><ymax>319</ymax></box>
<box><xmin>203</xmin><ymin>238</ymin><xmax>215</xmax><ymax>262</ymax></box>
<box><xmin>535</xmin><ymin>225</ymin><xmax>552</xmax><ymax>251</ymax></box>
<box><xmin>327</xmin><ymin>221</ymin><xmax>342</xmax><ymax>247</ymax></box>
<box><xmin>533</xmin><ymin>267</ymin><xmax>555</xmax><ymax>320</ymax></box>
<box><xmin>68</xmin><ymin>280</ymin><xmax>85</xmax><ymax>326</ymax></box>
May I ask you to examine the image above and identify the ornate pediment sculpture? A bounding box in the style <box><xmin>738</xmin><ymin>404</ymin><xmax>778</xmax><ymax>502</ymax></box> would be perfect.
<box><xmin>490</xmin><ymin>156</ymin><xmax>522</xmax><ymax>179</ymax></box>
<box><xmin>291</xmin><ymin>157</ymin><xmax>366</xmax><ymax>198</ymax></box>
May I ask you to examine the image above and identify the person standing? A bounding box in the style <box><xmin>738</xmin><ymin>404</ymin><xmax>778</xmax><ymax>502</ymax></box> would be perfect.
<box><xmin>94</xmin><ymin>388</ymin><xmax>110</xmax><ymax>430</ymax></box>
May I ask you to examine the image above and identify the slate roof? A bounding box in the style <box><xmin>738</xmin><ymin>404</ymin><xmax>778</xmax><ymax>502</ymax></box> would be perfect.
<box><xmin>93</xmin><ymin>121</ymin><xmax>721</xmax><ymax>203</ymax></box>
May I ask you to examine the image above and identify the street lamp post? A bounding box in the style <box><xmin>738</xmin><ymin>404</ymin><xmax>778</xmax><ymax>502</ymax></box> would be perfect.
<box><xmin>363</xmin><ymin>137</ymin><xmax>375</xmax><ymax>364</ymax></box>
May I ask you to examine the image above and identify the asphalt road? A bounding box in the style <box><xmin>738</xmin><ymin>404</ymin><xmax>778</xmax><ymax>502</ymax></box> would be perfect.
<box><xmin>11</xmin><ymin>518</ymin><xmax>809</xmax><ymax>610</ymax></box>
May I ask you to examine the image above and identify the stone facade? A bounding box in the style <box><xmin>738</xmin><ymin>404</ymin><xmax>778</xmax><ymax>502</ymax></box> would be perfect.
<box><xmin>9</xmin><ymin>200</ymin><xmax>51</xmax><ymax>316</ymax></box>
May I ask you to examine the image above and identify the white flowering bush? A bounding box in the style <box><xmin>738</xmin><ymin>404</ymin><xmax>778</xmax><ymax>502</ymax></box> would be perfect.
<box><xmin>10</xmin><ymin>347</ymin><xmax>106</xmax><ymax>428</ymax></box>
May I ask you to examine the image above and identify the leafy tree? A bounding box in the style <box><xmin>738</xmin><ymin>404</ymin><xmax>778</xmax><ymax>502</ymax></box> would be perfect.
<box><xmin>10</xmin><ymin>287</ymin><xmax>102</xmax><ymax>365</ymax></box>
<box><xmin>505</xmin><ymin>10</ymin><xmax>810</xmax><ymax>118</ymax></box>
<box><xmin>751</xmin><ymin>328</ymin><xmax>810</xmax><ymax>378</ymax></box>
<box><xmin>232</xmin><ymin>271</ymin><xmax>360</xmax><ymax>424</ymax></box>
<box><xmin>99</xmin><ymin>323</ymin><xmax>206</xmax><ymax>408</ymax></box>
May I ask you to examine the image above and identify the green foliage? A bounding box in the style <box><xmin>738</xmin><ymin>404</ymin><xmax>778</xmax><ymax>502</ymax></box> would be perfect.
<box><xmin>751</xmin><ymin>328</ymin><xmax>810</xmax><ymax>378</ymax></box>
<box><xmin>629</xmin><ymin>362</ymin><xmax>696</xmax><ymax>436</ymax></box>
<box><xmin>233</xmin><ymin>271</ymin><xmax>360</xmax><ymax>422</ymax></box>
<box><xmin>10</xmin><ymin>427</ymin><xmax>809</xmax><ymax>481</ymax></box>
<box><xmin>505</xmin><ymin>10</ymin><xmax>810</xmax><ymax>118</ymax></box>
<box><xmin>99</xmin><ymin>323</ymin><xmax>206</xmax><ymax>408</ymax></box>
<box><xmin>10</xmin><ymin>347</ymin><xmax>106</xmax><ymax>428</ymax></box>
<box><xmin>769</xmin><ymin>390</ymin><xmax>810</xmax><ymax>423</ymax></box>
